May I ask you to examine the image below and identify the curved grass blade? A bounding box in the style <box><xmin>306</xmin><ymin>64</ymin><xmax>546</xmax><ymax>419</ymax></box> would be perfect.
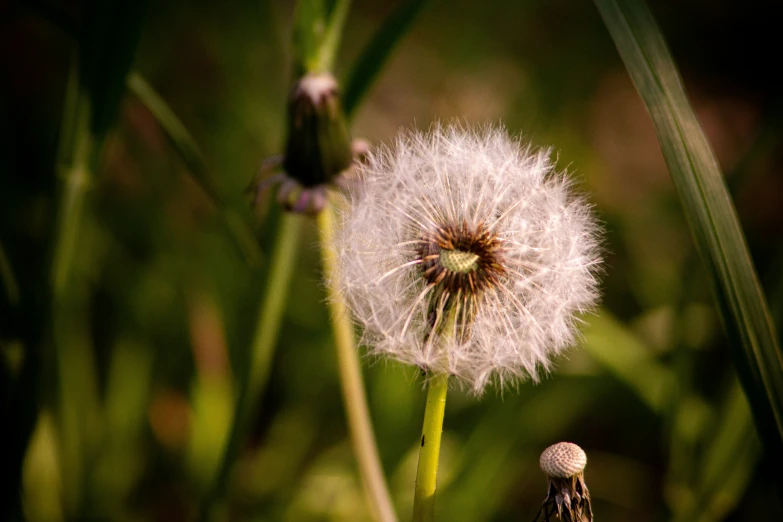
<box><xmin>671</xmin><ymin>377</ymin><xmax>760</xmax><ymax>522</ymax></box>
<box><xmin>594</xmin><ymin>0</ymin><xmax>783</xmax><ymax>464</ymax></box>
<box><xmin>343</xmin><ymin>0</ymin><xmax>429</xmax><ymax>118</ymax></box>
<box><xmin>127</xmin><ymin>73</ymin><xmax>262</xmax><ymax>267</ymax></box>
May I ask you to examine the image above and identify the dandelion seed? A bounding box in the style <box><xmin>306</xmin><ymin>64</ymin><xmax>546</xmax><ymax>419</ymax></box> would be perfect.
<box><xmin>334</xmin><ymin>124</ymin><xmax>602</xmax><ymax>394</ymax></box>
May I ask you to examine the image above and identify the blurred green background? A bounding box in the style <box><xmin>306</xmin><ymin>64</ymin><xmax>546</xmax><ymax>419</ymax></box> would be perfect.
<box><xmin>2</xmin><ymin>0</ymin><xmax>783</xmax><ymax>521</ymax></box>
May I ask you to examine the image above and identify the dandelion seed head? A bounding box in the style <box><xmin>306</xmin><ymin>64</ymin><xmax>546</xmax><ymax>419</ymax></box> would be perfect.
<box><xmin>540</xmin><ymin>442</ymin><xmax>587</xmax><ymax>479</ymax></box>
<box><xmin>334</xmin><ymin>124</ymin><xmax>602</xmax><ymax>394</ymax></box>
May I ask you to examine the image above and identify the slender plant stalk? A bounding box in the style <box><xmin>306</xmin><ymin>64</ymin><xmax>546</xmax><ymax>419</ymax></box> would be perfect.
<box><xmin>411</xmin><ymin>373</ymin><xmax>448</xmax><ymax>522</ymax></box>
<box><xmin>316</xmin><ymin>198</ymin><xmax>398</xmax><ymax>522</ymax></box>
<box><xmin>244</xmin><ymin>212</ymin><xmax>303</xmax><ymax>423</ymax></box>
<box><xmin>318</xmin><ymin>0</ymin><xmax>352</xmax><ymax>72</ymax></box>
<box><xmin>49</xmin><ymin>59</ymin><xmax>105</xmax><ymax>516</ymax></box>
<box><xmin>52</xmin><ymin>73</ymin><xmax>95</xmax><ymax>299</ymax></box>
<box><xmin>199</xmin><ymin>210</ymin><xmax>303</xmax><ymax>521</ymax></box>
<box><xmin>411</xmin><ymin>308</ymin><xmax>458</xmax><ymax>522</ymax></box>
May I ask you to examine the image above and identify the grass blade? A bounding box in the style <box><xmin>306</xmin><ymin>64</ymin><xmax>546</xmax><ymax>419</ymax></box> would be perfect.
<box><xmin>293</xmin><ymin>0</ymin><xmax>327</xmax><ymax>73</ymax></box>
<box><xmin>671</xmin><ymin>377</ymin><xmax>760</xmax><ymax>522</ymax></box>
<box><xmin>343</xmin><ymin>0</ymin><xmax>429</xmax><ymax>118</ymax></box>
<box><xmin>317</xmin><ymin>0</ymin><xmax>353</xmax><ymax>72</ymax></box>
<box><xmin>127</xmin><ymin>73</ymin><xmax>262</xmax><ymax>267</ymax></box>
<box><xmin>594</xmin><ymin>0</ymin><xmax>783</xmax><ymax>463</ymax></box>
<box><xmin>582</xmin><ymin>311</ymin><xmax>677</xmax><ymax>413</ymax></box>
<box><xmin>126</xmin><ymin>73</ymin><xmax>208</xmax><ymax>186</ymax></box>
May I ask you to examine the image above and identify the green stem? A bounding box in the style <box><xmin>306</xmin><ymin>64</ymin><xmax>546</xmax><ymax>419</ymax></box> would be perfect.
<box><xmin>245</xmin><ymin>211</ymin><xmax>303</xmax><ymax>420</ymax></box>
<box><xmin>316</xmin><ymin>199</ymin><xmax>398</xmax><ymax>522</ymax></box>
<box><xmin>50</xmin><ymin>58</ymin><xmax>103</xmax><ymax>515</ymax></box>
<box><xmin>317</xmin><ymin>0</ymin><xmax>353</xmax><ymax>72</ymax></box>
<box><xmin>411</xmin><ymin>373</ymin><xmax>448</xmax><ymax>522</ymax></box>
<box><xmin>52</xmin><ymin>81</ymin><xmax>94</xmax><ymax>300</ymax></box>
<box><xmin>198</xmin><ymin>210</ymin><xmax>303</xmax><ymax>521</ymax></box>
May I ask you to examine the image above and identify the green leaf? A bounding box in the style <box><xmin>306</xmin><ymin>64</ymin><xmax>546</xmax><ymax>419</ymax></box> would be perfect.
<box><xmin>594</xmin><ymin>0</ymin><xmax>783</xmax><ymax>463</ymax></box>
<box><xmin>343</xmin><ymin>0</ymin><xmax>429</xmax><ymax>118</ymax></box>
<box><xmin>583</xmin><ymin>310</ymin><xmax>677</xmax><ymax>413</ymax></box>
<box><xmin>671</xmin><ymin>378</ymin><xmax>760</xmax><ymax>522</ymax></box>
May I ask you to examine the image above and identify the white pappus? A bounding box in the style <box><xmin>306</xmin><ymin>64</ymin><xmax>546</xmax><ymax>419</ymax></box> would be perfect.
<box><xmin>333</xmin><ymin>124</ymin><xmax>602</xmax><ymax>394</ymax></box>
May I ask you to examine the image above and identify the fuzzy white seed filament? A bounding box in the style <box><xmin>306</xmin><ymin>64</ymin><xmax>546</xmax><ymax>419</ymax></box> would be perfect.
<box><xmin>335</xmin><ymin>124</ymin><xmax>602</xmax><ymax>394</ymax></box>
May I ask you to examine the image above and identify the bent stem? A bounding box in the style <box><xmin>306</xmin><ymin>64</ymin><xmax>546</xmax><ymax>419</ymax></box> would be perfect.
<box><xmin>126</xmin><ymin>72</ymin><xmax>263</xmax><ymax>267</ymax></box>
<box><xmin>412</xmin><ymin>373</ymin><xmax>449</xmax><ymax>522</ymax></box>
<box><xmin>316</xmin><ymin>198</ymin><xmax>398</xmax><ymax>522</ymax></box>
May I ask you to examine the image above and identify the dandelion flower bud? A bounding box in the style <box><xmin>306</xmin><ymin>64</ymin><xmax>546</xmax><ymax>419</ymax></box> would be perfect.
<box><xmin>334</xmin><ymin>124</ymin><xmax>602</xmax><ymax>394</ymax></box>
<box><xmin>250</xmin><ymin>72</ymin><xmax>355</xmax><ymax>215</ymax></box>
<box><xmin>283</xmin><ymin>72</ymin><xmax>353</xmax><ymax>188</ymax></box>
<box><xmin>535</xmin><ymin>442</ymin><xmax>593</xmax><ymax>521</ymax></box>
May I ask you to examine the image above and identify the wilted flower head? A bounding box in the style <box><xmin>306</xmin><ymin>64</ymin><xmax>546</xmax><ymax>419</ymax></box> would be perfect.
<box><xmin>535</xmin><ymin>442</ymin><xmax>593</xmax><ymax>521</ymax></box>
<box><xmin>335</xmin><ymin>124</ymin><xmax>601</xmax><ymax>394</ymax></box>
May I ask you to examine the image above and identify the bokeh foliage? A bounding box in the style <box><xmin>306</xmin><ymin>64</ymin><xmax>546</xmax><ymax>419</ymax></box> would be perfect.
<box><xmin>2</xmin><ymin>1</ymin><xmax>782</xmax><ymax>521</ymax></box>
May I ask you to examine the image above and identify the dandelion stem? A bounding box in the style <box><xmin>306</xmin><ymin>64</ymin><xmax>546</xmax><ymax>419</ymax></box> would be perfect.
<box><xmin>411</xmin><ymin>372</ymin><xmax>448</xmax><ymax>522</ymax></box>
<box><xmin>244</xmin><ymin>211</ymin><xmax>303</xmax><ymax>420</ymax></box>
<box><xmin>316</xmin><ymin>198</ymin><xmax>398</xmax><ymax>522</ymax></box>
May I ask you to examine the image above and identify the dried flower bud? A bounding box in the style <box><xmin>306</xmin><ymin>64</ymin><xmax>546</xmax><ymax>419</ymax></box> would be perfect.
<box><xmin>534</xmin><ymin>442</ymin><xmax>592</xmax><ymax>521</ymax></box>
<box><xmin>283</xmin><ymin>72</ymin><xmax>353</xmax><ymax>187</ymax></box>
